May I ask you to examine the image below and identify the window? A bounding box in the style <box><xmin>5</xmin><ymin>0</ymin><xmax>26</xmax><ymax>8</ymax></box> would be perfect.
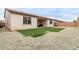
<box><xmin>23</xmin><ymin>17</ymin><xmax>27</xmax><ymax>24</ymax></box>
<box><xmin>49</xmin><ymin>20</ymin><xmax>52</xmax><ymax>24</ymax></box>
<box><xmin>28</xmin><ymin>17</ymin><xmax>31</xmax><ymax>24</ymax></box>
<box><xmin>23</xmin><ymin>16</ymin><xmax>31</xmax><ymax>24</ymax></box>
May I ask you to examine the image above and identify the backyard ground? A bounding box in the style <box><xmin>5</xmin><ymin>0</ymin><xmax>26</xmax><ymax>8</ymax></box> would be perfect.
<box><xmin>0</xmin><ymin>27</ymin><xmax>79</xmax><ymax>50</ymax></box>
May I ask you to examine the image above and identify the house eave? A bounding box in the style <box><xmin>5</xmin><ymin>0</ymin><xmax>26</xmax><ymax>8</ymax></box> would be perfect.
<box><xmin>4</xmin><ymin>8</ymin><xmax>64</xmax><ymax>22</ymax></box>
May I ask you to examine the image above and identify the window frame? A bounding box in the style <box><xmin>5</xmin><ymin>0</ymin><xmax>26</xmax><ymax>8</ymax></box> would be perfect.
<box><xmin>23</xmin><ymin>16</ymin><xmax>31</xmax><ymax>24</ymax></box>
<box><xmin>49</xmin><ymin>20</ymin><xmax>52</xmax><ymax>24</ymax></box>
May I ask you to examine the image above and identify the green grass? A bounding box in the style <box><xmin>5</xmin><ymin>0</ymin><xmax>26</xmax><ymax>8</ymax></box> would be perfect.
<box><xmin>17</xmin><ymin>27</ymin><xmax>64</xmax><ymax>37</ymax></box>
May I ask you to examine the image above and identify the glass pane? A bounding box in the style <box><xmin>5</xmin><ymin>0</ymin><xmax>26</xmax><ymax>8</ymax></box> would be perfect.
<box><xmin>50</xmin><ymin>20</ymin><xmax>52</xmax><ymax>24</ymax></box>
<box><xmin>28</xmin><ymin>20</ymin><xmax>31</xmax><ymax>24</ymax></box>
<box><xmin>23</xmin><ymin>17</ymin><xmax>27</xmax><ymax>24</ymax></box>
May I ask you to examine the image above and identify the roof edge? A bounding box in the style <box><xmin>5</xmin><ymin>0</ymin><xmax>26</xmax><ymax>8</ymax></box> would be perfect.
<box><xmin>4</xmin><ymin>8</ymin><xmax>64</xmax><ymax>22</ymax></box>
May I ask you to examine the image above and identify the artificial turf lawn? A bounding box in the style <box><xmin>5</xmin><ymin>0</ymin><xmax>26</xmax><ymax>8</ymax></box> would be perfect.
<box><xmin>17</xmin><ymin>27</ymin><xmax>64</xmax><ymax>37</ymax></box>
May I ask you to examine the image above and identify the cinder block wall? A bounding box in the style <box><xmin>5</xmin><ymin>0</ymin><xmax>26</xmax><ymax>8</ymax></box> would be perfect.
<box><xmin>54</xmin><ymin>22</ymin><xmax>77</xmax><ymax>27</ymax></box>
<box><xmin>77</xmin><ymin>22</ymin><xmax>79</xmax><ymax>27</ymax></box>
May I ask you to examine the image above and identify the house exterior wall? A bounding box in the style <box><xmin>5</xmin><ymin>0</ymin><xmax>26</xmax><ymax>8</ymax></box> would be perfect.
<box><xmin>46</xmin><ymin>20</ymin><xmax>54</xmax><ymax>27</ymax></box>
<box><xmin>77</xmin><ymin>16</ymin><xmax>79</xmax><ymax>22</ymax></box>
<box><xmin>5</xmin><ymin>10</ymin><xmax>55</xmax><ymax>31</ymax></box>
<box><xmin>5</xmin><ymin>11</ymin><xmax>11</xmax><ymax>30</ymax></box>
<box><xmin>10</xmin><ymin>13</ymin><xmax>37</xmax><ymax>30</ymax></box>
<box><xmin>76</xmin><ymin>16</ymin><xmax>79</xmax><ymax>27</ymax></box>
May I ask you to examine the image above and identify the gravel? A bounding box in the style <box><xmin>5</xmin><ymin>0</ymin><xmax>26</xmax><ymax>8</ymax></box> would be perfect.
<box><xmin>0</xmin><ymin>27</ymin><xmax>79</xmax><ymax>50</ymax></box>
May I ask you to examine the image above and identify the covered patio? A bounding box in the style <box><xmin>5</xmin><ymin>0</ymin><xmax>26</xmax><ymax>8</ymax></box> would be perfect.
<box><xmin>37</xmin><ymin>18</ymin><xmax>47</xmax><ymax>27</ymax></box>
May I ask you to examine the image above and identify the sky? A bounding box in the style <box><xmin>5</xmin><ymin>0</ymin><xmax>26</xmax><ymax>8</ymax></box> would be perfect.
<box><xmin>0</xmin><ymin>8</ymin><xmax>79</xmax><ymax>21</ymax></box>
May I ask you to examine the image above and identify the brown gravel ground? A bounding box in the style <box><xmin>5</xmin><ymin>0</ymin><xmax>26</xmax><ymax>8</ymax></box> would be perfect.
<box><xmin>0</xmin><ymin>27</ymin><xmax>79</xmax><ymax>50</ymax></box>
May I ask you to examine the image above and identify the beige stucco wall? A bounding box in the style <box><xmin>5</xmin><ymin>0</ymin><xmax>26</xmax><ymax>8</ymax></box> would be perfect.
<box><xmin>77</xmin><ymin>16</ymin><xmax>79</xmax><ymax>22</ymax></box>
<box><xmin>5</xmin><ymin>11</ymin><xmax>11</xmax><ymax>30</ymax></box>
<box><xmin>76</xmin><ymin>16</ymin><xmax>79</xmax><ymax>27</ymax></box>
<box><xmin>10</xmin><ymin>13</ymin><xmax>37</xmax><ymax>30</ymax></box>
<box><xmin>5</xmin><ymin>10</ymin><xmax>54</xmax><ymax>31</ymax></box>
<box><xmin>46</xmin><ymin>20</ymin><xmax>54</xmax><ymax>27</ymax></box>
